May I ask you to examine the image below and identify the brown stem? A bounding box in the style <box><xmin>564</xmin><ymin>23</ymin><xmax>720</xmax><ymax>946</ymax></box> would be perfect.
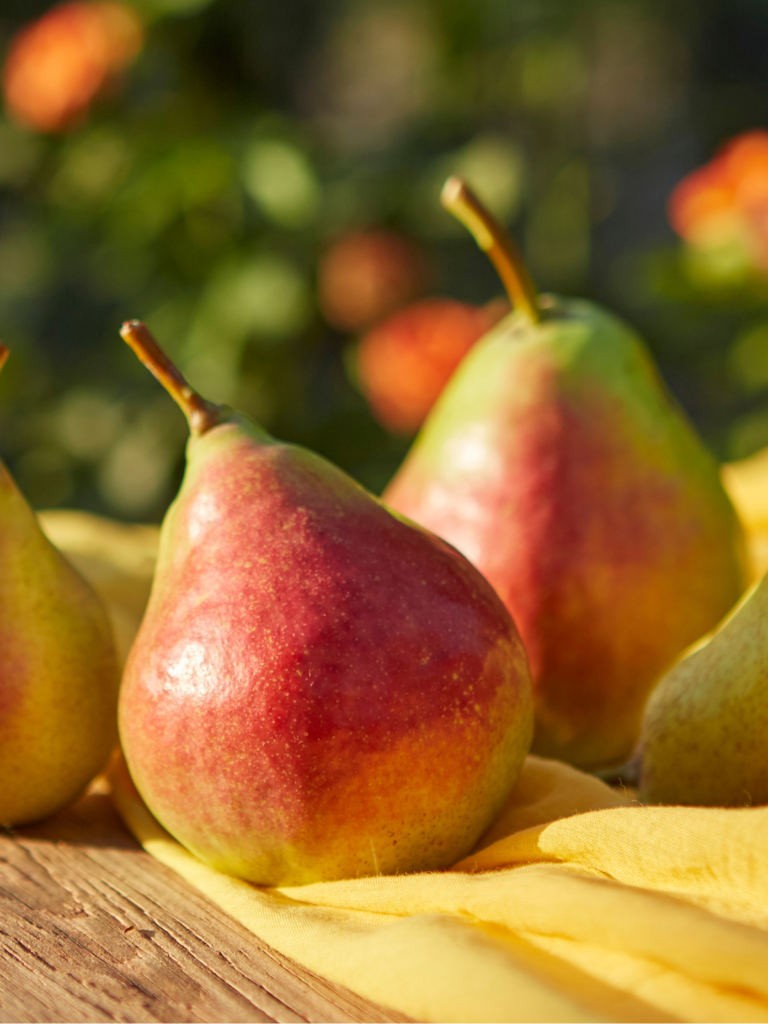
<box><xmin>0</xmin><ymin>345</ymin><xmax>8</xmax><ymax>374</ymax></box>
<box><xmin>441</xmin><ymin>176</ymin><xmax>540</xmax><ymax>323</ymax></box>
<box><xmin>120</xmin><ymin>321</ymin><xmax>224</xmax><ymax>437</ymax></box>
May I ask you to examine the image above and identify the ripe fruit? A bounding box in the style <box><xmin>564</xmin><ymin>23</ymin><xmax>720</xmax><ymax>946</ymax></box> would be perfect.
<box><xmin>385</xmin><ymin>178</ymin><xmax>747</xmax><ymax>769</ymax></box>
<box><xmin>639</xmin><ymin>574</ymin><xmax>768</xmax><ymax>807</ymax></box>
<box><xmin>118</xmin><ymin>320</ymin><xmax>533</xmax><ymax>885</ymax></box>
<box><xmin>3</xmin><ymin>1</ymin><xmax>142</xmax><ymax>134</ymax></box>
<box><xmin>355</xmin><ymin>297</ymin><xmax>507</xmax><ymax>434</ymax></box>
<box><xmin>318</xmin><ymin>229</ymin><xmax>427</xmax><ymax>332</ymax></box>
<box><xmin>0</xmin><ymin>346</ymin><xmax>119</xmax><ymax>826</ymax></box>
<box><xmin>669</xmin><ymin>130</ymin><xmax>768</xmax><ymax>276</ymax></box>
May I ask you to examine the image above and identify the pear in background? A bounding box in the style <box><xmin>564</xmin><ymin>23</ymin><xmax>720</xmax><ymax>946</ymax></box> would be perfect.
<box><xmin>118</xmin><ymin>322</ymin><xmax>533</xmax><ymax>886</ymax></box>
<box><xmin>640</xmin><ymin>574</ymin><xmax>768</xmax><ymax>806</ymax></box>
<box><xmin>0</xmin><ymin>350</ymin><xmax>119</xmax><ymax>827</ymax></box>
<box><xmin>384</xmin><ymin>178</ymin><xmax>747</xmax><ymax>770</ymax></box>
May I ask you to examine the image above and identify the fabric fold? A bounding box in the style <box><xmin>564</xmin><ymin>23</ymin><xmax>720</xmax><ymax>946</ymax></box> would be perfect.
<box><xmin>110</xmin><ymin>752</ymin><xmax>768</xmax><ymax>1023</ymax></box>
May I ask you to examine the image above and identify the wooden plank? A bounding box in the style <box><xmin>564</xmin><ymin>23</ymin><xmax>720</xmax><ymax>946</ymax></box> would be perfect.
<box><xmin>0</xmin><ymin>788</ymin><xmax>411</xmax><ymax>1024</ymax></box>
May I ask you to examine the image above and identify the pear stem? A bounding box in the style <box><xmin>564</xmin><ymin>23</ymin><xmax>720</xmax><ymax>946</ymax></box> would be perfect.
<box><xmin>441</xmin><ymin>176</ymin><xmax>540</xmax><ymax>324</ymax></box>
<box><xmin>120</xmin><ymin>320</ymin><xmax>223</xmax><ymax>437</ymax></box>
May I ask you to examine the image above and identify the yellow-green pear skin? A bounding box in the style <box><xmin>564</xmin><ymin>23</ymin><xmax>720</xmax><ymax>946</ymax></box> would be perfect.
<box><xmin>0</xmin><ymin>461</ymin><xmax>120</xmax><ymax>826</ymax></box>
<box><xmin>639</xmin><ymin>576</ymin><xmax>768</xmax><ymax>806</ymax></box>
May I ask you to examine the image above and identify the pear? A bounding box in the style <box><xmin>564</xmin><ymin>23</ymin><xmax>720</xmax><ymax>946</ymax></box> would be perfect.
<box><xmin>639</xmin><ymin>575</ymin><xmax>768</xmax><ymax>806</ymax></box>
<box><xmin>118</xmin><ymin>321</ymin><xmax>533</xmax><ymax>886</ymax></box>
<box><xmin>384</xmin><ymin>178</ymin><xmax>747</xmax><ymax>770</ymax></box>
<box><xmin>0</xmin><ymin>350</ymin><xmax>119</xmax><ymax>827</ymax></box>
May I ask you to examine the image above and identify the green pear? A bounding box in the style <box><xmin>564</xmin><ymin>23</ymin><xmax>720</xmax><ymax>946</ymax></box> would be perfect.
<box><xmin>0</xmin><ymin>351</ymin><xmax>120</xmax><ymax>826</ymax></box>
<box><xmin>118</xmin><ymin>322</ymin><xmax>533</xmax><ymax>886</ymax></box>
<box><xmin>639</xmin><ymin>574</ymin><xmax>768</xmax><ymax>806</ymax></box>
<box><xmin>384</xmin><ymin>178</ymin><xmax>747</xmax><ymax>770</ymax></box>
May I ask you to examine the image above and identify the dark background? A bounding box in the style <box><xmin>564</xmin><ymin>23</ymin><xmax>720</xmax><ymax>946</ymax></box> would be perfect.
<box><xmin>2</xmin><ymin>0</ymin><xmax>768</xmax><ymax>521</ymax></box>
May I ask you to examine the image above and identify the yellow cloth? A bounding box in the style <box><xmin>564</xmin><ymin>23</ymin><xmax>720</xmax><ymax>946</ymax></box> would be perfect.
<box><xmin>110</xmin><ymin>752</ymin><xmax>768</xmax><ymax>1024</ymax></box>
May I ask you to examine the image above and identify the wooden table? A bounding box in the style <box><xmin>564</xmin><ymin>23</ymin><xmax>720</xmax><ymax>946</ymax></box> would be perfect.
<box><xmin>0</xmin><ymin>787</ymin><xmax>410</xmax><ymax>1023</ymax></box>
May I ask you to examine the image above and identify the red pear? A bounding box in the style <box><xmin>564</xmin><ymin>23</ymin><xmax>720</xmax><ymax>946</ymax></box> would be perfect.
<box><xmin>384</xmin><ymin>179</ymin><xmax>747</xmax><ymax>769</ymax></box>
<box><xmin>118</xmin><ymin>322</ymin><xmax>533</xmax><ymax>885</ymax></box>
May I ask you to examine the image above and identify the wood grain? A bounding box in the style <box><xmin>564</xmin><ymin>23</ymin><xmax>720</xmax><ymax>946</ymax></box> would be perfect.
<box><xmin>0</xmin><ymin>789</ymin><xmax>411</xmax><ymax>1024</ymax></box>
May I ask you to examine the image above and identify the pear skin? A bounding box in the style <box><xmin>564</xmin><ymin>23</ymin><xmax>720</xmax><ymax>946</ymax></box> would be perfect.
<box><xmin>0</xmin><ymin>464</ymin><xmax>119</xmax><ymax>826</ymax></box>
<box><xmin>385</xmin><ymin>180</ymin><xmax>747</xmax><ymax>770</ymax></box>
<box><xmin>118</xmin><ymin>322</ymin><xmax>534</xmax><ymax>886</ymax></box>
<box><xmin>639</xmin><ymin>574</ymin><xmax>768</xmax><ymax>806</ymax></box>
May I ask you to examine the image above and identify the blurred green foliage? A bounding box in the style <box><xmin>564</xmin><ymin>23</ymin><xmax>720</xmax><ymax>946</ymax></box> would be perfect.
<box><xmin>2</xmin><ymin>0</ymin><xmax>768</xmax><ymax>520</ymax></box>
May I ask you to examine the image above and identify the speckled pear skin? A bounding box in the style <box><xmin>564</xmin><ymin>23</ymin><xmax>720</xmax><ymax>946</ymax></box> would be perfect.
<box><xmin>639</xmin><ymin>575</ymin><xmax>768</xmax><ymax>806</ymax></box>
<box><xmin>0</xmin><ymin>463</ymin><xmax>120</xmax><ymax>826</ymax></box>
<box><xmin>119</xmin><ymin>417</ymin><xmax>533</xmax><ymax>886</ymax></box>
<box><xmin>384</xmin><ymin>296</ymin><xmax>747</xmax><ymax>770</ymax></box>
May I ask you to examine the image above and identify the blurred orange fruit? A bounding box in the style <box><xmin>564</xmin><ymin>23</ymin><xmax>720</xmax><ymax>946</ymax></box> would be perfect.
<box><xmin>319</xmin><ymin>229</ymin><xmax>428</xmax><ymax>332</ymax></box>
<box><xmin>668</xmin><ymin>164</ymin><xmax>733</xmax><ymax>240</ymax></box>
<box><xmin>355</xmin><ymin>297</ymin><xmax>508</xmax><ymax>434</ymax></box>
<box><xmin>669</xmin><ymin>130</ymin><xmax>768</xmax><ymax>269</ymax></box>
<box><xmin>3</xmin><ymin>1</ymin><xmax>142</xmax><ymax>133</ymax></box>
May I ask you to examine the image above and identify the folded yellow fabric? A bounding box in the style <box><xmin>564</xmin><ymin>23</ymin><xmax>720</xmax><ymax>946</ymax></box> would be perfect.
<box><xmin>110</xmin><ymin>751</ymin><xmax>768</xmax><ymax>1024</ymax></box>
